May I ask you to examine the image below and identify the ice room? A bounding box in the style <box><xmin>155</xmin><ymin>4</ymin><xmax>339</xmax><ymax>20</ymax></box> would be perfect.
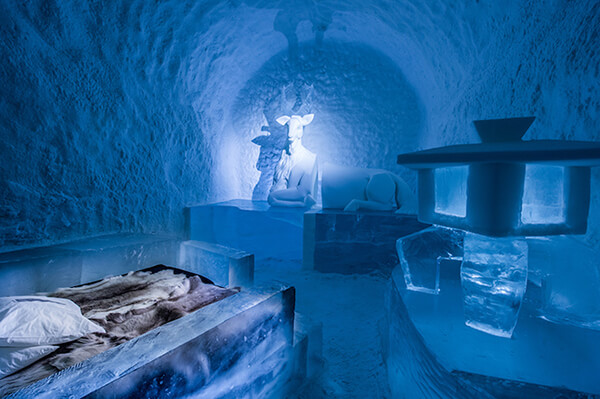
<box><xmin>1</xmin><ymin>0</ymin><xmax>600</xmax><ymax>398</ymax></box>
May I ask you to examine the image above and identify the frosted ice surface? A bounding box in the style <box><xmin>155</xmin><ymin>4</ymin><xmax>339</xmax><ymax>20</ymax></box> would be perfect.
<box><xmin>397</xmin><ymin>226</ymin><xmax>464</xmax><ymax>294</ymax></box>
<box><xmin>461</xmin><ymin>234</ymin><xmax>528</xmax><ymax>338</ymax></box>
<box><xmin>521</xmin><ymin>165</ymin><xmax>566</xmax><ymax>225</ymax></box>
<box><xmin>528</xmin><ymin>236</ymin><xmax>600</xmax><ymax>330</ymax></box>
<box><xmin>434</xmin><ymin>166</ymin><xmax>468</xmax><ymax>217</ymax></box>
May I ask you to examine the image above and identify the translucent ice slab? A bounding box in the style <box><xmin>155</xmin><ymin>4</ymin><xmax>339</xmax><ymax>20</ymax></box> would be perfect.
<box><xmin>179</xmin><ymin>240</ymin><xmax>254</xmax><ymax>288</ymax></box>
<box><xmin>0</xmin><ymin>247</ymin><xmax>82</xmax><ymax>296</ymax></box>
<box><xmin>434</xmin><ymin>166</ymin><xmax>468</xmax><ymax>217</ymax></box>
<box><xmin>528</xmin><ymin>236</ymin><xmax>600</xmax><ymax>330</ymax></box>
<box><xmin>396</xmin><ymin>226</ymin><xmax>464</xmax><ymax>294</ymax></box>
<box><xmin>521</xmin><ymin>165</ymin><xmax>566</xmax><ymax>225</ymax></box>
<box><xmin>461</xmin><ymin>234</ymin><xmax>528</xmax><ymax>338</ymax></box>
<box><xmin>58</xmin><ymin>233</ymin><xmax>179</xmax><ymax>284</ymax></box>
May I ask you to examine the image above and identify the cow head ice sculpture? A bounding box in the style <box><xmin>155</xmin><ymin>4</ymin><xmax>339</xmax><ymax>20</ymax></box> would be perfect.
<box><xmin>268</xmin><ymin>114</ymin><xmax>317</xmax><ymax>208</ymax></box>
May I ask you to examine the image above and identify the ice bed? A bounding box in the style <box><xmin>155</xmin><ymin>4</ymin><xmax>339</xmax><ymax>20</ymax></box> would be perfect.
<box><xmin>0</xmin><ymin>237</ymin><xmax>298</xmax><ymax>399</ymax></box>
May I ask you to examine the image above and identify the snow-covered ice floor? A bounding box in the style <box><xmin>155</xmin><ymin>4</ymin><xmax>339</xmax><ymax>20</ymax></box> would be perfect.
<box><xmin>255</xmin><ymin>258</ymin><xmax>392</xmax><ymax>398</ymax></box>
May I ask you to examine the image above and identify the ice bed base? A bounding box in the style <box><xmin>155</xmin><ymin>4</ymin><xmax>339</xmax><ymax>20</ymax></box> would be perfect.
<box><xmin>7</xmin><ymin>282</ymin><xmax>296</xmax><ymax>399</ymax></box>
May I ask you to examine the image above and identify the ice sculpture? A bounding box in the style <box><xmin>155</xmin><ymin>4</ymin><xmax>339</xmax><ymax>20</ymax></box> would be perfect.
<box><xmin>268</xmin><ymin>114</ymin><xmax>318</xmax><ymax>208</ymax></box>
<box><xmin>321</xmin><ymin>163</ymin><xmax>416</xmax><ymax>213</ymax></box>
<box><xmin>397</xmin><ymin>226</ymin><xmax>464</xmax><ymax>294</ymax></box>
<box><xmin>461</xmin><ymin>233</ymin><xmax>528</xmax><ymax>338</ymax></box>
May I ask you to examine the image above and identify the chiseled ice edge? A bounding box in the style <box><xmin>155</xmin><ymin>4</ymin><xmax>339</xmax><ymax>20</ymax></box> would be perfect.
<box><xmin>6</xmin><ymin>282</ymin><xmax>292</xmax><ymax>399</ymax></box>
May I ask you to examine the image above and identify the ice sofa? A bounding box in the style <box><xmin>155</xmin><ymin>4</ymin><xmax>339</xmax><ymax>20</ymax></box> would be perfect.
<box><xmin>0</xmin><ymin>234</ymin><xmax>317</xmax><ymax>398</ymax></box>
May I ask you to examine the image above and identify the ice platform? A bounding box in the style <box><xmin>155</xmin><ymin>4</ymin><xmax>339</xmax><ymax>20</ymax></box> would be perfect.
<box><xmin>303</xmin><ymin>210</ymin><xmax>429</xmax><ymax>274</ymax></box>
<box><xmin>386</xmin><ymin>261</ymin><xmax>600</xmax><ymax>396</ymax></box>
<box><xmin>186</xmin><ymin>200</ymin><xmax>305</xmax><ymax>260</ymax></box>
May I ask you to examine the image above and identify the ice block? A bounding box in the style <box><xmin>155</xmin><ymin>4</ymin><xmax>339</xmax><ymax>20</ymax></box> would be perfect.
<box><xmin>179</xmin><ymin>240</ymin><xmax>254</xmax><ymax>288</ymax></box>
<box><xmin>461</xmin><ymin>233</ymin><xmax>528</xmax><ymax>338</ymax></box>
<box><xmin>396</xmin><ymin>226</ymin><xmax>464</xmax><ymax>294</ymax></box>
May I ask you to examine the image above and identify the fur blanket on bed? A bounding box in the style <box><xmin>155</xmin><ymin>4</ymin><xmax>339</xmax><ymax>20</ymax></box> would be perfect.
<box><xmin>0</xmin><ymin>269</ymin><xmax>238</xmax><ymax>397</ymax></box>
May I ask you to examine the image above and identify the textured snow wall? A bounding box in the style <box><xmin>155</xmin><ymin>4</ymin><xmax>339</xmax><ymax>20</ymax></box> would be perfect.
<box><xmin>1</xmin><ymin>0</ymin><xmax>599</xmax><ymax>250</ymax></box>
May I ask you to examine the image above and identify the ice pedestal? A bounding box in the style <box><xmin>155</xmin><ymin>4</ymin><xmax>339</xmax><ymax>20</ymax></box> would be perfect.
<box><xmin>396</xmin><ymin>226</ymin><xmax>464</xmax><ymax>294</ymax></box>
<box><xmin>187</xmin><ymin>200</ymin><xmax>305</xmax><ymax>261</ymax></box>
<box><xmin>461</xmin><ymin>234</ymin><xmax>528</xmax><ymax>338</ymax></box>
<box><xmin>303</xmin><ymin>210</ymin><xmax>428</xmax><ymax>274</ymax></box>
<box><xmin>528</xmin><ymin>236</ymin><xmax>600</xmax><ymax>330</ymax></box>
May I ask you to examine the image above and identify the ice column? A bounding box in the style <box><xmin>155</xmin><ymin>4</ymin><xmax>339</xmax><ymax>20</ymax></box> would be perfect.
<box><xmin>461</xmin><ymin>233</ymin><xmax>528</xmax><ymax>338</ymax></box>
<box><xmin>397</xmin><ymin>227</ymin><xmax>464</xmax><ymax>294</ymax></box>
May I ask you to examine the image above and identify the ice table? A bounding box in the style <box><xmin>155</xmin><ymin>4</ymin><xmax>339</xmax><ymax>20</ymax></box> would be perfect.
<box><xmin>303</xmin><ymin>209</ymin><xmax>429</xmax><ymax>274</ymax></box>
<box><xmin>186</xmin><ymin>200</ymin><xmax>305</xmax><ymax>261</ymax></box>
<box><xmin>386</xmin><ymin>262</ymin><xmax>600</xmax><ymax>396</ymax></box>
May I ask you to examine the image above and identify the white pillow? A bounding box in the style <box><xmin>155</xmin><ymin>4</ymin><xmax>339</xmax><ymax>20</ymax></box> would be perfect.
<box><xmin>0</xmin><ymin>296</ymin><xmax>105</xmax><ymax>347</ymax></box>
<box><xmin>0</xmin><ymin>345</ymin><xmax>58</xmax><ymax>379</ymax></box>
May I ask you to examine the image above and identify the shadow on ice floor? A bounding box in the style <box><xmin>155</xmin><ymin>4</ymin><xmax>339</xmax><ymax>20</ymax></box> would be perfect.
<box><xmin>254</xmin><ymin>258</ymin><xmax>392</xmax><ymax>399</ymax></box>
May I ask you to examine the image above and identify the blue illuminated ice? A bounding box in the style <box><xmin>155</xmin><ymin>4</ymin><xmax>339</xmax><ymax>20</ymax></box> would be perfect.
<box><xmin>461</xmin><ymin>233</ymin><xmax>528</xmax><ymax>338</ymax></box>
<box><xmin>397</xmin><ymin>226</ymin><xmax>464</xmax><ymax>294</ymax></box>
<box><xmin>528</xmin><ymin>236</ymin><xmax>600</xmax><ymax>330</ymax></box>
<box><xmin>434</xmin><ymin>166</ymin><xmax>468</xmax><ymax>217</ymax></box>
<box><xmin>521</xmin><ymin>164</ymin><xmax>566</xmax><ymax>225</ymax></box>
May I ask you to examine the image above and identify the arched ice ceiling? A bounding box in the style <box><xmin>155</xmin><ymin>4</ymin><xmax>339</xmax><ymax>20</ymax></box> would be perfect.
<box><xmin>0</xmin><ymin>0</ymin><xmax>599</xmax><ymax>248</ymax></box>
